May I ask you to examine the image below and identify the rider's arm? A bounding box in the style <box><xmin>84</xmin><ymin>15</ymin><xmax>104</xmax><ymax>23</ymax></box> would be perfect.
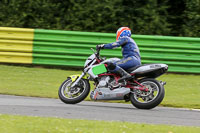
<box><xmin>103</xmin><ymin>37</ymin><xmax>128</xmax><ymax>49</ymax></box>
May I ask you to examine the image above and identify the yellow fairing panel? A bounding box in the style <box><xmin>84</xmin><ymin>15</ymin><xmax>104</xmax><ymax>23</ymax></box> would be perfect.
<box><xmin>69</xmin><ymin>74</ymin><xmax>88</xmax><ymax>82</ymax></box>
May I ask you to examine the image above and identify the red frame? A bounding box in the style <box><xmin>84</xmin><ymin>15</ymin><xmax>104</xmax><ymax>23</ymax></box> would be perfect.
<box><xmin>98</xmin><ymin>73</ymin><xmax>148</xmax><ymax>92</ymax></box>
<box><xmin>95</xmin><ymin>57</ymin><xmax>148</xmax><ymax>92</ymax></box>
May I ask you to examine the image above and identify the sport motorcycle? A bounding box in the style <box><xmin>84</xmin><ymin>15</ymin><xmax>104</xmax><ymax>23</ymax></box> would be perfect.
<box><xmin>58</xmin><ymin>46</ymin><xmax>168</xmax><ymax>109</ymax></box>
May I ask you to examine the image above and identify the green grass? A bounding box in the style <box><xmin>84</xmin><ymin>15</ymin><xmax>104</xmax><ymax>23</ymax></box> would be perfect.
<box><xmin>0</xmin><ymin>114</ymin><xmax>199</xmax><ymax>133</ymax></box>
<box><xmin>0</xmin><ymin>64</ymin><xmax>200</xmax><ymax>109</ymax></box>
<box><xmin>158</xmin><ymin>74</ymin><xmax>200</xmax><ymax>109</ymax></box>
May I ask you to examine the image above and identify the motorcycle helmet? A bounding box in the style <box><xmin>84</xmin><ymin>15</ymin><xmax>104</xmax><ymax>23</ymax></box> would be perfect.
<box><xmin>116</xmin><ymin>27</ymin><xmax>131</xmax><ymax>41</ymax></box>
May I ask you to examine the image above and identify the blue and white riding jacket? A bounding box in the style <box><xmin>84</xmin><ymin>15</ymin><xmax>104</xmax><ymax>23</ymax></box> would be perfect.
<box><xmin>103</xmin><ymin>36</ymin><xmax>141</xmax><ymax>60</ymax></box>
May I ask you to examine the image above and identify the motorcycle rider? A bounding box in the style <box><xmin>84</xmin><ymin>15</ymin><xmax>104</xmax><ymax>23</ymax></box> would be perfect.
<box><xmin>97</xmin><ymin>27</ymin><xmax>141</xmax><ymax>82</ymax></box>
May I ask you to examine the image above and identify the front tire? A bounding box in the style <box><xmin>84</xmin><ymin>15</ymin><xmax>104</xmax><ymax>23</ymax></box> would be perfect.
<box><xmin>130</xmin><ymin>78</ymin><xmax>165</xmax><ymax>109</ymax></box>
<box><xmin>58</xmin><ymin>78</ymin><xmax>90</xmax><ymax>104</ymax></box>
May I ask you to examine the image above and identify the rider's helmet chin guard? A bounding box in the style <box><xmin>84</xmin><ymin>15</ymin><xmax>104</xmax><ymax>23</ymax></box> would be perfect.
<box><xmin>116</xmin><ymin>27</ymin><xmax>131</xmax><ymax>41</ymax></box>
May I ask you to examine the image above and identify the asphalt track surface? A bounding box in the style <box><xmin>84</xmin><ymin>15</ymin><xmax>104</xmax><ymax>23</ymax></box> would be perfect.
<box><xmin>0</xmin><ymin>95</ymin><xmax>199</xmax><ymax>127</ymax></box>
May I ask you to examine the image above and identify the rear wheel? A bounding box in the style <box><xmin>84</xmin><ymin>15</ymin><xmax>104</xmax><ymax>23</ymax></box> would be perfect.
<box><xmin>130</xmin><ymin>78</ymin><xmax>165</xmax><ymax>109</ymax></box>
<box><xmin>58</xmin><ymin>78</ymin><xmax>90</xmax><ymax>104</ymax></box>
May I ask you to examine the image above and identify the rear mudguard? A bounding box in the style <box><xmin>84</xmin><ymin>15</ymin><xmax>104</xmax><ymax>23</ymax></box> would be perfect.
<box><xmin>69</xmin><ymin>74</ymin><xmax>88</xmax><ymax>82</ymax></box>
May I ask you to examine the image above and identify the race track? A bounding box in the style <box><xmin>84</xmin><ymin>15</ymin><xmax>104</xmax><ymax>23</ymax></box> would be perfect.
<box><xmin>0</xmin><ymin>95</ymin><xmax>199</xmax><ymax>127</ymax></box>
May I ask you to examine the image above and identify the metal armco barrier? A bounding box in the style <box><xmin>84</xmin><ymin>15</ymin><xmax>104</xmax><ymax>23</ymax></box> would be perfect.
<box><xmin>0</xmin><ymin>27</ymin><xmax>34</xmax><ymax>63</ymax></box>
<box><xmin>0</xmin><ymin>27</ymin><xmax>200</xmax><ymax>73</ymax></box>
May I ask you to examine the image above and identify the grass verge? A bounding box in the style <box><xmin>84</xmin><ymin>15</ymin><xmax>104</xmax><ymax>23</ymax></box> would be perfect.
<box><xmin>0</xmin><ymin>114</ymin><xmax>199</xmax><ymax>133</ymax></box>
<box><xmin>0</xmin><ymin>64</ymin><xmax>200</xmax><ymax>109</ymax></box>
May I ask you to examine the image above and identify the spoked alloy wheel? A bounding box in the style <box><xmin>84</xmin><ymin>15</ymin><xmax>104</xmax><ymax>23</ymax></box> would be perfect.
<box><xmin>134</xmin><ymin>81</ymin><xmax>159</xmax><ymax>103</ymax></box>
<box><xmin>130</xmin><ymin>78</ymin><xmax>165</xmax><ymax>109</ymax></box>
<box><xmin>58</xmin><ymin>78</ymin><xmax>90</xmax><ymax>104</ymax></box>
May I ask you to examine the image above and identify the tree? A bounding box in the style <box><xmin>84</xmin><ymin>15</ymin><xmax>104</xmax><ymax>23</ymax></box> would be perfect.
<box><xmin>0</xmin><ymin>0</ymin><xmax>199</xmax><ymax>37</ymax></box>
<box><xmin>121</xmin><ymin>0</ymin><xmax>171</xmax><ymax>35</ymax></box>
<box><xmin>182</xmin><ymin>0</ymin><xmax>200</xmax><ymax>37</ymax></box>
<box><xmin>167</xmin><ymin>0</ymin><xmax>186</xmax><ymax>36</ymax></box>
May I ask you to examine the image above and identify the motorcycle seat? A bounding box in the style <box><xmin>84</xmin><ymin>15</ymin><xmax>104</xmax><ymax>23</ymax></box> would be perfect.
<box><xmin>126</xmin><ymin>65</ymin><xmax>141</xmax><ymax>73</ymax></box>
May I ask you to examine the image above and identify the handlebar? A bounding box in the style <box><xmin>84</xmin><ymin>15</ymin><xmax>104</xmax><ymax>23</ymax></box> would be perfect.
<box><xmin>91</xmin><ymin>45</ymin><xmax>102</xmax><ymax>60</ymax></box>
<box><xmin>96</xmin><ymin>45</ymin><xmax>101</xmax><ymax>57</ymax></box>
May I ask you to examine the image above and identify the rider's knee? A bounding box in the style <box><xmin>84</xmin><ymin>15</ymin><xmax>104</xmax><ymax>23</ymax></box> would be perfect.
<box><xmin>105</xmin><ymin>62</ymin><xmax>116</xmax><ymax>71</ymax></box>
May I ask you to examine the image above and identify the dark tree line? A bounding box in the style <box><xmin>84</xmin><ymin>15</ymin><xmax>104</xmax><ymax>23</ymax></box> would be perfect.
<box><xmin>0</xmin><ymin>0</ymin><xmax>199</xmax><ymax>37</ymax></box>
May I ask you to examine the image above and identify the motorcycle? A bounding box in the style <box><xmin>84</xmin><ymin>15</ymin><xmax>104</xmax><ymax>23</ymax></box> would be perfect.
<box><xmin>58</xmin><ymin>46</ymin><xmax>168</xmax><ymax>109</ymax></box>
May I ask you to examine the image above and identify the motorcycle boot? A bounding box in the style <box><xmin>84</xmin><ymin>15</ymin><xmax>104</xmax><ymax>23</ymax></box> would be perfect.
<box><xmin>105</xmin><ymin>62</ymin><xmax>132</xmax><ymax>83</ymax></box>
<box><xmin>116</xmin><ymin>67</ymin><xmax>132</xmax><ymax>83</ymax></box>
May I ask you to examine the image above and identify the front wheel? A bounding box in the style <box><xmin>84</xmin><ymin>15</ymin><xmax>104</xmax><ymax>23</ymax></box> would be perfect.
<box><xmin>130</xmin><ymin>78</ymin><xmax>165</xmax><ymax>109</ymax></box>
<box><xmin>58</xmin><ymin>78</ymin><xmax>90</xmax><ymax>104</ymax></box>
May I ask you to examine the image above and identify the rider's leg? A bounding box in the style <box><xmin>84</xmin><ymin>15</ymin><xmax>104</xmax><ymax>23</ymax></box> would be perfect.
<box><xmin>110</xmin><ymin>56</ymin><xmax>141</xmax><ymax>82</ymax></box>
<box><xmin>115</xmin><ymin>56</ymin><xmax>141</xmax><ymax>70</ymax></box>
<box><xmin>115</xmin><ymin>66</ymin><xmax>132</xmax><ymax>82</ymax></box>
<box><xmin>106</xmin><ymin>62</ymin><xmax>131</xmax><ymax>82</ymax></box>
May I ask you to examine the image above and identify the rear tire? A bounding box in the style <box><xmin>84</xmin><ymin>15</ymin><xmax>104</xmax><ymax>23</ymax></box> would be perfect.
<box><xmin>58</xmin><ymin>78</ymin><xmax>90</xmax><ymax>104</ymax></box>
<box><xmin>130</xmin><ymin>78</ymin><xmax>165</xmax><ymax>109</ymax></box>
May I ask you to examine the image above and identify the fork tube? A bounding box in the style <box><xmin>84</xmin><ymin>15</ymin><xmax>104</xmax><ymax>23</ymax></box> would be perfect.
<box><xmin>70</xmin><ymin>72</ymin><xmax>85</xmax><ymax>87</ymax></box>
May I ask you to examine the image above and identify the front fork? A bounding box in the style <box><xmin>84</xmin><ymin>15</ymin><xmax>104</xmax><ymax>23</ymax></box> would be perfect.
<box><xmin>70</xmin><ymin>72</ymin><xmax>87</xmax><ymax>87</ymax></box>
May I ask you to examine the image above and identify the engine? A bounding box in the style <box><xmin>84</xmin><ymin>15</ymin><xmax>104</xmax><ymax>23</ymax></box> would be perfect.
<box><xmin>90</xmin><ymin>75</ymin><xmax>130</xmax><ymax>100</ymax></box>
<box><xmin>97</xmin><ymin>76</ymin><xmax>110</xmax><ymax>88</ymax></box>
<box><xmin>97</xmin><ymin>76</ymin><xmax>119</xmax><ymax>88</ymax></box>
